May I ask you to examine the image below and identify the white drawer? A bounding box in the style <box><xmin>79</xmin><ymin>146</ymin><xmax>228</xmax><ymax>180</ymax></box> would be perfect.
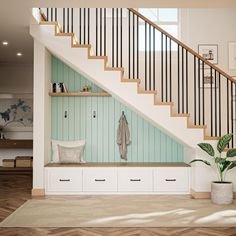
<box><xmin>83</xmin><ymin>168</ymin><xmax>117</xmax><ymax>192</ymax></box>
<box><xmin>154</xmin><ymin>167</ymin><xmax>190</xmax><ymax>192</ymax></box>
<box><xmin>45</xmin><ymin>168</ymin><xmax>82</xmax><ymax>192</ymax></box>
<box><xmin>118</xmin><ymin>168</ymin><xmax>153</xmax><ymax>192</ymax></box>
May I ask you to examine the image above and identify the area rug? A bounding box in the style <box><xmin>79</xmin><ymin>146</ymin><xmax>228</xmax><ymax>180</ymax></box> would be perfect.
<box><xmin>1</xmin><ymin>196</ymin><xmax>236</xmax><ymax>227</ymax></box>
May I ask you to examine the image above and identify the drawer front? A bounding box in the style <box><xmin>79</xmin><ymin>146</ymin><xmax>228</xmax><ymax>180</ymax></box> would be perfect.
<box><xmin>46</xmin><ymin>168</ymin><xmax>82</xmax><ymax>192</ymax></box>
<box><xmin>118</xmin><ymin>168</ymin><xmax>153</xmax><ymax>192</ymax></box>
<box><xmin>154</xmin><ymin>167</ymin><xmax>190</xmax><ymax>192</ymax></box>
<box><xmin>83</xmin><ymin>168</ymin><xmax>117</xmax><ymax>192</ymax></box>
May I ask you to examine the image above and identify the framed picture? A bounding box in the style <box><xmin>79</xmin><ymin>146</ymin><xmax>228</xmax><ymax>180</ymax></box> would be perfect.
<box><xmin>198</xmin><ymin>44</ymin><xmax>218</xmax><ymax>64</ymax></box>
<box><xmin>228</xmin><ymin>42</ymin><xmax>236</xmax><ymax>69</ymax></box>
<box><xmin>0</xmin><ymin>94</ymin><xmax>33</xmax><ymax>132</ymax></box>
<box><xmin>200</xmin><ymin>69</ymin><xmax>218</xmax><ymax>88</ymax></box>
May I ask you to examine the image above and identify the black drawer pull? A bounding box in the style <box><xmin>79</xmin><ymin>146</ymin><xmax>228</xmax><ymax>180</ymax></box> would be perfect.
<box><xmin>130</xmin><ymin>179</ymin><xmax>141</xmax><ymax>182</ymax></box>
<box><xmin>95</xmin><ymin>179</ymin><xmax>106</xmax><ymax>182</ymax></box>
<box><xmin>165</xmin><ymin>179</ymin><xmax>176</xmax><ymax>182</ymax></box>
<box><xmin>59</xmin><ymin>179</ymin><xmax>70</xmax><ymax>182</ymax></box>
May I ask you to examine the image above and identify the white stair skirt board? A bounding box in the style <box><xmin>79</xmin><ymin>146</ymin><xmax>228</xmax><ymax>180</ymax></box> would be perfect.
<box><xmin>30</xmin><ymin>23</ymin><xmax>209</xmax><ymax>149</ymax></box>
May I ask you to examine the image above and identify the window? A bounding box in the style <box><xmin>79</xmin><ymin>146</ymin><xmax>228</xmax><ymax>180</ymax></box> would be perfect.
<box><xmin>138</xmin><ymin>8</ymin><xmax>180</xmax><ymax>51</ymax></box>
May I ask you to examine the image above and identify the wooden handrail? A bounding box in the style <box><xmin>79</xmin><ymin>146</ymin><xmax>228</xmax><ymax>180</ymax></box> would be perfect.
<box><xmin>128</xmin><ymin>8</ymin><xmax>236</xmax><ymax>84</ymax></box>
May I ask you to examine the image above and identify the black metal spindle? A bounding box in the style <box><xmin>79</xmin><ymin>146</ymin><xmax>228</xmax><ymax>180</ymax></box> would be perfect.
<box><xmin>67</xmin><ymin>8</ymin><xmax>69</xmax><ymax>33</ymax></box>
<box><xmin>55</xmin><ymin>8</ymin><xmax>57</xmax><ymax>21</ymax></box>
<box><xmin>47</xmin><ymin>8</ymin><xmax>49</xmax><ymax>21</ymax></box>
<box><xmin>87</xmin><ymin>8</ymin><xmax>90</xmax><ymax>44</ymax></box>
<box><xmin>145</xmin><ymin>22</ymin><xmax>147</xmax><ymax>90</ymax></box>
<box><xmin>169</xmin><ymin>39</ymin><xmax>172</xmax><ymax>102</ymax></box>
<box><xmin>194</xmin><ymin>56</ymin><xmax>196</xmax><ymax>125</ymax></box>
<box><xmin>210</xmin><ymin>67</ymin><xmax>213</xmax><ymax>136</ymax></box>
<box><xmin>198</xmin><ymin>58</ymin><xmax>201</xmax><ymax>125</ymax></box>
<box><xmin>202</xmin><ymin>62</ymin><xmax>205</xmax><ymax>124</ymax></box>
<box><xmin>100</xmin><ymin>8</ymin><xmax>102</xmax><ymax>56</ymax></box>
<box><xmin>117</xmin><ymin>8</ymin><xmax>119</xmax><ymax>68</ymax></box>
<box><xmin>186</xmin><ymin>50</ymin><xmax>188</xmax><ymax>113</ymax></box>
<box><xmin>227</xmin><ymin>79</ymin><xmax>229</xmax><ymax>140</ymax></box>
<box><xmin>215</xmin><ymin>70</ymin><xmax>217</xmax><ymax>136</ymax></box>
<box><xmin>84</xmin><ymin>8</ymin><xmax>86</xmax><ymax>44</ymax></box>
<box><xmin>136</xmin><ymin>13</ymin><xmax>139</xmax><ymax>78</ymax></box>
<box><xmin>112</xmin><ymin>8</ymin><xmax>115</xmax><ymax>70</ymax></box>
<box><xmin>161</xmin><ymin>33</ymin><xmax>163</xmax><ymax>102</ymax></box>
<box><xmin>182</xmin><ymin>47</ymin><xmax>184</xmax><ymax>113</ymax></box>
<box><xmin>165</xmin><ymin>36</ymin><xmax>168</xmax><ymax>102</ymax></box>
<box><xmin>79</xmin><ymin>8</ymin><xmax>82</xmax><ymax>44</ymax></box>
<box><xmin>120</xmin><ymin>8</ymin><xmax>122</xmax><ymax>66</ymax></box>
<box><xmin>95</xmin><ymin>8</ymin><xmax>98</xmax><ymax>55</ymax></box>
<box><xmin>153</xmin><ymin>27</ymin><xmax>155</xmax><ymax>91</ymax></box>
<box><xmin>71</xmin><ymin>8</ymin><xmax>73</xmax><ymax>33</ymax></box>
<box><xmin>51</xmin><ymin>8</ymin><xmax>53</xmax><ymax>21</ymax></box>
<box><xmin>231</xmin><ymin>81</ymin><xmax>234</xmax><ymax>147</ymax></box>
<box><xmin>104</xmin><ymin>8</ymin><xmax>106</xmax><ymax>55</ymax></box>
<box><xmin>177</xmin><ymin>45</ymin><xmax>180</xmax><ymax>113</ymax></box>
<box><xmin>219</xmin><ymin>74</ymin><xmax>222</xmax><ymax>136</ymax></box>
<box><xmin>149</xmin><ymin>25</ymin><xmax>151</xmax><ymax>90</ymax></box>
<box><xmin>133</xmin><ymin>12</ymin><xmax>135</xmax><ymax>78</ymax></box>
<box><xmin>63</xmin><ymin>8</ymin><xmax>65</xmax><ymax>32</ymax></box>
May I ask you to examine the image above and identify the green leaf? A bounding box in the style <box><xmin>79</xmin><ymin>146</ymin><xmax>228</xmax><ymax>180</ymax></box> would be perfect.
<box><xmin>217</xmin><ymin>134</ymin><xmax>233</xmax><ymax>153</ymax></box>
<box><xmin>226</xmin><ymin>148</ymin><xmax>236</xmax><ymax>158</ymax></box>
<box><xmin>197</xmin><ymin>143</ymin><xmax>215</xmax><ymax>157</ymax></box>
<box><xmin>190</xmin><ymin>159</ymin><xmax>211</xmax><ymax>166</ymax></box>
<box><xmin>227</xmin><ymin>161</ymin><xmax>236</xmax><ymax>170</ymax></box>
<box><xmin>215</xmin><ymin>157</ymin><xmax>226</xmax><ymax>164</ymax></box>
<box><xmin>219</xmin><ymin>161</ymin><xmax>231</xmax><ymax>172</ymax></box>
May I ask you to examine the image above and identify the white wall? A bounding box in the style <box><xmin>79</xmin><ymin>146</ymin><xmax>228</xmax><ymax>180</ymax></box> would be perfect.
<box><xmin>181</xmin><ymin>8</ymin><xmax>236</xmax><ymax>75</ymax></box>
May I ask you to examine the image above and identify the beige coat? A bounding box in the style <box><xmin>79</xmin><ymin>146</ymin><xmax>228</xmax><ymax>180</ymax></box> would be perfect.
<box><xmin>116</xmin><ymin>114</ymin><xmax>131</xmax><ymax>160</ymax></box>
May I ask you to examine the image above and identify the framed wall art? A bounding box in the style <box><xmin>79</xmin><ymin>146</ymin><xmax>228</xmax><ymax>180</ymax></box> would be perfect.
<box><xmin>198</xmin><ymin>44</ymin><xmax>218</xmax><ymax>64</ymax></box>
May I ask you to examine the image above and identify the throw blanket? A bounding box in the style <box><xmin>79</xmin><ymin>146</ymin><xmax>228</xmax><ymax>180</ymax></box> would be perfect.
<box><xmin>116</xmin><ymin>113</ymin><xmax>131</xmax><ymax>160</ymax></box>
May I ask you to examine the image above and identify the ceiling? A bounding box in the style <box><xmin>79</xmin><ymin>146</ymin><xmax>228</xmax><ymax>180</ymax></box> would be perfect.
<box><xmin>0</xmin><ymin>0</ymin><xmax>236</xmax><ymax>65</ymax></box>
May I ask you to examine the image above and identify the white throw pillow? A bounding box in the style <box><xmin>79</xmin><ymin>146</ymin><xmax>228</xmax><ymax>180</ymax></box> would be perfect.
<box><xmin>58</xmin><ymin>145</ymin><xmax>85</xmax><ymax>163</ymax></box>
<box><xmin>51</xmin><ymin>140</ymin><xmax>86</xmax><ymax>163</ymax></box>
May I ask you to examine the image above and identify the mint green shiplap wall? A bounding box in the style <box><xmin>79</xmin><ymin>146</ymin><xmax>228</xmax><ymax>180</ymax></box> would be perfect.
<box><xmin>51</xmin><ymin>56</ymin><xmax>184</xmax><ymax>162</ymax></box>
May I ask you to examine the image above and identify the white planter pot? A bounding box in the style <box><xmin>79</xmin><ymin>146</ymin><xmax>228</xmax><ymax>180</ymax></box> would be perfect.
<box><xmin>211</xmin><ymin>181</ymin><xmax>233</xmax><ymax>205</ymax></box>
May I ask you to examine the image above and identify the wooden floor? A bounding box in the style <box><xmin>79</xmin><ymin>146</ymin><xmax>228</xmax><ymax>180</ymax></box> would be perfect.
<box><xmin>1</xmin><ymin>174</ymin><xmax>236</xmax><ymax>236</ymax></box>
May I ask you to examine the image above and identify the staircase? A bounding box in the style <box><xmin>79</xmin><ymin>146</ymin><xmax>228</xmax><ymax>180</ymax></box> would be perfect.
<box><xmin>31</xmin><ymin>8</ymin><xmax>236</xmax><ymax>150</ymax></box>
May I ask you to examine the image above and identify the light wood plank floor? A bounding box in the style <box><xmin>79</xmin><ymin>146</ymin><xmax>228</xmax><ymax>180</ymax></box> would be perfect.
<box><xmin>1</xmin><ymin>174</ymin><xmax>236</xmax><ymax>236</ymax></box>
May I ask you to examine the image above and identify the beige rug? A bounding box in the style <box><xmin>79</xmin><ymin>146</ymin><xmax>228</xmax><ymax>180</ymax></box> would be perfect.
<box><xmin>1</xmin><ymin>195</ymin><xmax>236</xmax><ymax>227</ymax></box>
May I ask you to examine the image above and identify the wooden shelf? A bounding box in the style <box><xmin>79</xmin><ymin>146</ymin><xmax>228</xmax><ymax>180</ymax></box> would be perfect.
<box><xmin>49</xmin><ymin>92</ymin><xmax>111</xmax><ymax>97</ymax></box>
<box><xmin>0</xmin><ymin>167</ymin><xmax>32</xmax><ymax>175</ymax></box>
<box><xmin>0</xmin><ymin>139</ymin><xmax>33</xmax><ymax>149</ymax></box>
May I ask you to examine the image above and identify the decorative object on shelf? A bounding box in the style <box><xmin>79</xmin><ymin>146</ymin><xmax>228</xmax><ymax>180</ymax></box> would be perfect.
<box><xmin>117</xmin><ymin>111</ymin><xmax>131</xmax><ymax>160</ymax></box>
<box><xmin>190</xmin><ymin>134</ymin><xmax>236</xmax><ymax>204</ymax></box>
<box><xmin>0</xmin><ymin>98</ymin><xmax>33</xmax><ymax>136</ymax></box>
<box><xmin>228</xmin><ymin>42</ymin><xmax>236</xmax><ymax>69</ymax></box>
<box><xmin>198</xmin><ymin>44</ymin><xmax>218</xmax><ymax>64</ymax></box>
<box><xmin>51</xmin><ymin>82</ymin><xmax>68</xmax><ymax>93</ymax></box>
<box><xmin>81</xmin><ymin>86</ymin><xmax>92</xmax><ymax>92</ymax></box>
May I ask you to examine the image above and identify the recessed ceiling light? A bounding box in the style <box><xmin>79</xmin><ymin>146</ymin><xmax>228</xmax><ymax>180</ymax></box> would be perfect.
<box><xmin>16</xmin><ymin>52</ymin><xmax>22</xmax><ymax>57</ymax></box>
<box><xmin>2</xmin><ymin>41</ymin><xmax>8</xmax><ymax>46</ymax></box>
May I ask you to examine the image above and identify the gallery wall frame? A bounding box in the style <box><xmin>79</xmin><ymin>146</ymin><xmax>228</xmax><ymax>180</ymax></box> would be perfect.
<box><xmin>228</xmin><ymin>42</ymin><xmax>236</xmax><ymax>70</ymax></box>
<box><xmin>198</xmin><ymin>44</ymin><xmax>218</xmax><ymax>65</ymax></box>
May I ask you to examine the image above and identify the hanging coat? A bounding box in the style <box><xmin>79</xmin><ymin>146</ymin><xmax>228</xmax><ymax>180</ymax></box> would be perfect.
<box><xmin>116</xmin><ymin>114</ymin><xmax>131</xmax><ymax>160</ymax></box>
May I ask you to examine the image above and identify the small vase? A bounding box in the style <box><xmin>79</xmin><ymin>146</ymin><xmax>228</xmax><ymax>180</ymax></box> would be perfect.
<box><xmin>211</xmin><ymin>181</ymin><xmax>233</xmax><ymax>205</ymax></box>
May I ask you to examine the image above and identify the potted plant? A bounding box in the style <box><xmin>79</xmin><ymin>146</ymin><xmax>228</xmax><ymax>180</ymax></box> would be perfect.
<box><xmin>190</xmin><ymin>134</ymin><xmax>236</xmax><ymax>204</ymax></box>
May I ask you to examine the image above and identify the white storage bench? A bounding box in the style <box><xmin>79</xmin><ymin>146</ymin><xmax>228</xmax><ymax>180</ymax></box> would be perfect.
<box><xmin>44</xmin><ymin>163</ymin><xmax>191</xmax><ymax>195</ymax></box>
